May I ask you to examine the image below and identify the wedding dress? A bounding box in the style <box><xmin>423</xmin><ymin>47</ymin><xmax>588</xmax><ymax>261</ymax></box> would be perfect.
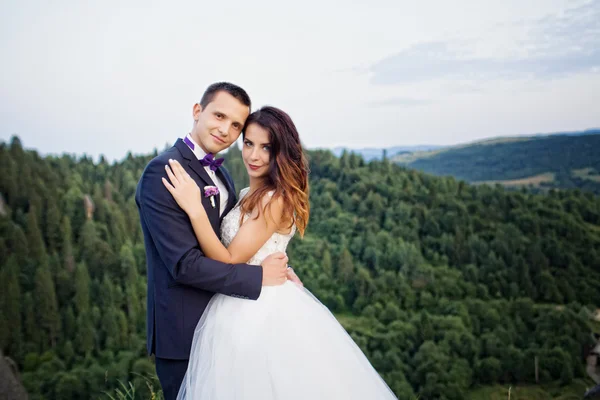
<box><xmin>177</xmin><ymin>188</ymin><xmax>397</xmax><ymax>399</ymax></box>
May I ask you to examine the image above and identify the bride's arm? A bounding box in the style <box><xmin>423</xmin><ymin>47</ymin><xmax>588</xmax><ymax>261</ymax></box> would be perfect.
<box><xmin>163</xmin><ymin>159</ymin><xmax>284</xmax><ymax>264</ymax></box>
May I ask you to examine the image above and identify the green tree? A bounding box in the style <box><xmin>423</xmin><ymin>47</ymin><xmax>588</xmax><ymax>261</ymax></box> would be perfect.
<box><xmin>44</xmin><ymin>196</ymin><xmax>61</xmax><ymax>253</ymax></box>
<box><xmin>102</xmin><ymin>305</ymin><xmax>119</xmax><ymax>351</ymax></box>
<box><xmin>61</xmin><ymin>216</ymin><xmax>75</xmax><ymax>272</ymax></box>
<box><xmin>23</xmin><ymin>292</ymin><xmax>40</xmax><ymax>353</ymax></box>
<box><xmin>321</xmin><ymin>247</ymin><xmax>332</xmax><ymax>277</ymax></box>
<box><xmin>75</xmin><ymin>311</ymin><xmax>95</xmax><ymax>356</ymax></box>
<box><xmin>62</xmin><ymin>306</ymin><xmax>76</xmax><ymax>340</ymax></box>
<box><xmin>418</xmin><ymin>311</ymin><xmax>434</xmax><ymax>343</ymax></box>
<box><xmin>73</xmin><ymin>262</ymin><xmax>90</xmax><ymax>315</ymax></box>
<box><xmin>1</xmin><ymin>256</ymin><xmax>23</xmax><ymax>357</ymax></box>
<box><xmin>78</xmin><ymin>220</ymin><xmax>97</xmax><ymax>272</ymax></box>
<box><xmin>55</xmin><ymin>371</ymin><xmax>85</xmax><ymax>399</ymax></box>
<box><xmin>338</xmin><ymin>247</ymin><xmax>354</xmax><ymax>284</ymax></box>
<box><xmin>27</xmin><ymin>206</ymin><xmax>47</xmax><ymax>266</ymax></box>
<box><xmin>121</xmin><ymin>244</ymin><xmax>141</xmax><ymax>330</ymax></box>
<box><xmin>35</xmin><ymin>265</ymin><xmax>60</xmax><ymax>348</ymax></box>
<box><xmin>477</xmin><ymin>357</ymin><xmax>503</xmax><ymax>384</ymax></box>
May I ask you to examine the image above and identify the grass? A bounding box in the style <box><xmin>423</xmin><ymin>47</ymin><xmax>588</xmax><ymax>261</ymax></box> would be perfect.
<box><xmin>572</xmin><ymin>168</ymin><xmax>600</xmax><ymax>183</ymax></box>
<box><xmin>106</xmin><ymin>368</ymin><xmax>598</xmax><ymax>399</ymax></box>
<box><xmin>103</xmin><ymin>373</ymin><xmax>163</xmax><ymax>400</ymax></box>
<box><xmin>467</xmin><ymin>379</ymin><xmax>595</xmax><ymax>400</ymax></box>
<box><xmin>473</xmin><ymin>172</ymin><xmax>555</xmax><ymax>187</ymax></box>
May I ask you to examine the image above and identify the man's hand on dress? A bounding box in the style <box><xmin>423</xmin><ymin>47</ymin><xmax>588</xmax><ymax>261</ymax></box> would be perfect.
<box><xmin>261</xmin><ymin>252</ymin><xmax>289</xmax><ymax>286</ymax></box>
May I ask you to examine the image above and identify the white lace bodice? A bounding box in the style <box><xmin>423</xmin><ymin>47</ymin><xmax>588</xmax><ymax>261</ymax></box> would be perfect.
<box><xmin>220</xmin><ymin>188</ymin><xmax>296</xmax><ymax>265</ymax></box>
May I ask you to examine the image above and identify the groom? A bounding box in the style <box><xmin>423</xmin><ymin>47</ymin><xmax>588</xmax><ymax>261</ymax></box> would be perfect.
<box><xmin>136</xmin><ymin>82</ymin><xmax>299</xmax><ymax>399</ymax></box>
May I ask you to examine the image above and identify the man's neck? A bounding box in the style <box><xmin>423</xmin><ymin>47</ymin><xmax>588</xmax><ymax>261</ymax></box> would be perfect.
<box><xmin>191</xmin><ymin>133</ymin><xmax>213</xmax><ymax>154</ymax></box>
<box><xmin>187</xmin><ymin>133</ymin><xmax>213</xmax><ymax>158</ymax></box>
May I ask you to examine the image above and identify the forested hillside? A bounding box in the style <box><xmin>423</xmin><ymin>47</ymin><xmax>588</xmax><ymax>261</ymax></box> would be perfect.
<box><xmin>1</xmin><ymin>137</ymin><xmax>600</xmax><ymax>399</ymax></box>
<box><xmin>393</xmin><ymin>131</ymin><xmax>600</xmax><ymax>193</ymax></box>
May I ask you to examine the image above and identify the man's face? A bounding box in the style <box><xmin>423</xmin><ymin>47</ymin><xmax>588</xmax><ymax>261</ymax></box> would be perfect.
<box><xmin>191</xmin><ymin>91</ymin><xmax>250</xmax><ymax>154</ymax></box>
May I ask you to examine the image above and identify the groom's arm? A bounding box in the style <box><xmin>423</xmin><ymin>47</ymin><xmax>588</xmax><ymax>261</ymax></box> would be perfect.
<box><xmin>138</xmin><ymin>158</ymin><xmax>263</xmax><ymax>300</ymax></box>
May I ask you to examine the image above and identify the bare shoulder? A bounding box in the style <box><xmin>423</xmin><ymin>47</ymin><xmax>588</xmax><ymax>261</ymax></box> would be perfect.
<box><xmin>260</xmin><ymin>190</ymin><xmax>284</xmax><ymax>208</ymax></box>
<box><xmin>262</xmin><ymin>193</ymin><xmax>293</xmax><ymax>234</ymax></box>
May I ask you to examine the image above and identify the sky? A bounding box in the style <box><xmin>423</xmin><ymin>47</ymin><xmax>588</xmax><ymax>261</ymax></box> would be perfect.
<box><xmin>1</xmin><ymin>0</ymin><xmax>599</xmax><ymax>161</ymax></box>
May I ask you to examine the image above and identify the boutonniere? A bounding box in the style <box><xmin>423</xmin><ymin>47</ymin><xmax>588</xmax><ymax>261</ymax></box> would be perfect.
<box><xmin>203</xmin><ymin>185</ymin><xmax>219</xmax><ymax>208</ymax></box>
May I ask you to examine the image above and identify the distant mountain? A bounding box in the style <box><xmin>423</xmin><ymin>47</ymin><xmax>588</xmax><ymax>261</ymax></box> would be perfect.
<box><xmin>527</xmin><ymin>128</ymin><xmax>600</xmax><ymax>137</ymax></box>
<box><xmin>328</xmin><ymin>145</ymin><xmax>444</xmax><ymax>161</ymax></box>
<box><xmin>391</xmin><ymin>129</ymin><xmax>600</xmax><ymax>193</ymax></box>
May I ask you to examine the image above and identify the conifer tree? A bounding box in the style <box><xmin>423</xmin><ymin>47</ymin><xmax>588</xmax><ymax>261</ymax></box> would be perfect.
<box><xmin>338</xmin><ymin>247</ymin><xmax>354</xmax><ymax>284</ymax></box>
<box><xmin>35</xmin><ymin>265</ymin><xmax>60</xmax><ymax>348</ymax></box>
<box><xmin>0</xmin><ymin>156</ymin><xmax>18</xmax><ymax>209</ymax></box>
<box><xmin>63</xmin><ymin>305</ymin><xmax>76</xmax><ymax>340</ymax></box>
<box><xmin>9</xmin><ymin>223</ymin><xmax>28</xmax><ymax>262</ymax></box>
<box><xmin>109</xmin><ymin>208</ymin><xmax>128</xmax><ymax>252</ymax></box>
<box><xmin>75</xmin><ymin>311</ymin><xmax>95</xmax><ymax>356</ymax></box>
<box><xmin>121</xmin><ymin>244</ymin><xmax>140</xmax><ymax>328</ymax></box>
<box><xmin>321</xmin><ymin>247</ymin><xmax>332</xmax><ymax>277</ymax></box>
<box><xmin>44</xmin><ymin>196</ymin><xmax>61</xmax><ymax>253</ymax></box>
<box><xmin>61</xmin><ymin>216</ymin><xmax>75</xmax><ymax>272</ymax></box>
<box><xmin>2</xmin><ymin>256</ymin><xmax>23</xmax><ymax>357</ymax></box>
<box><xmin>419</xmin><ymin>311</ymin><xmax>434</xmax><ymax>343</ymax></box>
<box><xmin>78</xmin><ymin>220</ymin><xmax>98</xmax><ymax>274</ymax></box>
<box><xmin>102</xmin><ymin>305</ymin><xmax>119</xmax><ymax>351</ymax></box>
<box><xmin>23</xmin><ymin>292</ymin><xmax>40</xmax><ymax>353</ymax></box>
<box><xmin>74</xmin><ymin>262</ymin><xmax>90</xmax><ymax>315</ymax></box>
<box><xmin>116</xmin><ymin>310</ymin><xmax>129</xmax><ymax>349</ymax></box>
<box><xmin>26</xmin><ymin>206</ymin><xmax>47</xmax><ymax>266</ymax></box>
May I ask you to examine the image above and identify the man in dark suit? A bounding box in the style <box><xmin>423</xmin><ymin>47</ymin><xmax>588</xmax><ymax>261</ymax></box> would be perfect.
<box><xmin>135</xmin><ymin>82</ymin><xmax>296</xmax><ymax>400</ymax></box>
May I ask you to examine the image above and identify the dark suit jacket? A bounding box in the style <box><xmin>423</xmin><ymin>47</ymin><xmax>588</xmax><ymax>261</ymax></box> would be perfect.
<box><xmin>135</xmin><ymin>139</ymin><xmax>263</xmax><ymax>360</ymax></box>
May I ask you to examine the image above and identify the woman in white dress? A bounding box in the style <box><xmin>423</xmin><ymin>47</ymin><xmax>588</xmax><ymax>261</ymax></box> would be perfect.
<box><xmin>163</xmin><ymin>106</ymin><xmax>397</xmax><ymax>400</ymax></box>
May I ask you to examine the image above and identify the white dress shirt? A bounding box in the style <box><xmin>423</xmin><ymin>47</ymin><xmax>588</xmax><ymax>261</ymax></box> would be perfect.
<box><xmin>184</xmin><ymin>134</ymin><xmax>229</xmax><ymax>216</ymax></box>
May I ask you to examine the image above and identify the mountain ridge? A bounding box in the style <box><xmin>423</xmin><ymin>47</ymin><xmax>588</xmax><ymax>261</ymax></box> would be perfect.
<box><xmin>327</xmin><ymin>128</ymin><xmax>600</xmax><ymax>162</ymax></box>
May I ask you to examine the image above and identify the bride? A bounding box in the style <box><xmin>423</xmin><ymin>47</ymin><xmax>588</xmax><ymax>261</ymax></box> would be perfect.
<box><xmin>163</xmin><ymin>106</ymin><xmax>397</xmax><ymax>399</ymax></box>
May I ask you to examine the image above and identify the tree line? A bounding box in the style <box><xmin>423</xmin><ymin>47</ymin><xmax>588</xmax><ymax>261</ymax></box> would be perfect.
<box><xmin>0</xmin><ymin>137</ymin><xmax>599</xmax><ymax>399</ymax></box>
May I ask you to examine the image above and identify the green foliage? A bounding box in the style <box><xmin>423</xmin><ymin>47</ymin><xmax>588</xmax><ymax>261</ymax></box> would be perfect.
<box><xmin>1</xmin><ymin>137</ymin><xmax>599</xmax><ymax>399</ymax></box>
<box><xmin>467</xmin><ymin>379</ymin><xmax>593</xmax><ymax>400</ymax></box>
<box><xmin>34</xmin><ymin>265</ymin><xmax>61</xmax><ymax>349</ymax></box>
<box><xmin>401</xmin><ymin>132</ymin><xmax>600</xmax><ymax>193</ymax></box>
<box><xmin>1</xmin><ymin>255</ymin><xmax>23</xmax><ymax>357</ymax></box>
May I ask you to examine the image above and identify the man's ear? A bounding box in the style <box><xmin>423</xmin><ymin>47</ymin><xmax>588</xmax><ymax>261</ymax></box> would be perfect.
<box><xmin>193</xmin><ymin>103</ymin><xmax>203</xmax><ymax>121</ymax></box>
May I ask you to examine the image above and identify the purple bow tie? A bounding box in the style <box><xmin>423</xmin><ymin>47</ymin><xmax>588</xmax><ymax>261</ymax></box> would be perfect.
<box><xmin>200</xmin><ymin>153</ymin><xmax>224</xmax><ymax>171</ymax></box>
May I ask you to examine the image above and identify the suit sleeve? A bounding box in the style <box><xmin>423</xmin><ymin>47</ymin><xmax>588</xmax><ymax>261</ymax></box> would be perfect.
<box><xmin>138</xmin><ymin>159</ymin><xmax>262</xmax><ymax>300</ymax></box>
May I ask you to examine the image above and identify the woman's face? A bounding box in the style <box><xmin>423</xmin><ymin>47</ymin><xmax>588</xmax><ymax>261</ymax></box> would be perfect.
<box><xmin>242</xmin><ymin>123</ymin><xmax>272</xmax><ymax>179</ymax></box>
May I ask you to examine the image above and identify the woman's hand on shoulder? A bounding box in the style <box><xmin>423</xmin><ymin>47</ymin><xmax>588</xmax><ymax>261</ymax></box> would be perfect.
<box><xmin>162</xmin><ymin>159</ymin><xmax>205</xmax><ymax>218</ymax></box>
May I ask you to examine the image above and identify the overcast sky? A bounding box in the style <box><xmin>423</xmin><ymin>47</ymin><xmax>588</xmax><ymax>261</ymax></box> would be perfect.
<box><xmin>1</xmin><ymin>0</ymin><xmax>599</xmax><ymax>160</ymax></box>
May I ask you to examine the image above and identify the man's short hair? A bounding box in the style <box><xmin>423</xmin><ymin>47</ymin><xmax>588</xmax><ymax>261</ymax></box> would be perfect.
<box><xmin>199</xmin><ymin>82</ymin><xmax>251</xmax><ymax>110</ymax></box>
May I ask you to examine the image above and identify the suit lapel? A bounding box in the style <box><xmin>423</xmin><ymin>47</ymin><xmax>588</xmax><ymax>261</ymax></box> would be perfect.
<box><xmin>174</xmin><ymin>140</ymin><xmax>215</xmax><ymax>188</ymax></box>
<box><xmin>174</xmin><ymin>139</ymin><xmax>220</xmax><ymax>232</ymax></box>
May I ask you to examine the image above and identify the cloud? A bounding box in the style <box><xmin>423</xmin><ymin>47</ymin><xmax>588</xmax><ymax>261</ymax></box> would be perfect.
<box><xmin>367</xmin><ymin>97</ymin><xmax>432</xmax><ymax>108</ymax></box>
<box><xmin>532</xmin><ymin>1</ymin><xmax>599</xmax><ymax>54</ymax></box>
<box><xmin>369</xmin><ymin>1</ymin><xmax>600</xmax><ymax>85</ymax></box>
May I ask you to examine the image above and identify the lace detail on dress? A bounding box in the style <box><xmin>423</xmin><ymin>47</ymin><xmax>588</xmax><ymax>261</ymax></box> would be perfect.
<box><xmin>220</xmin><ymin>187</ymin><xmax>296</xmax><ymax>265</ymax></box>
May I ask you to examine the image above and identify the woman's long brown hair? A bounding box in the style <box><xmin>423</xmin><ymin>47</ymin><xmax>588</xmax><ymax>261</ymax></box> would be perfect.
<box><xmin>239</xmin><ymin>106</ymin><xmax>310</xmax><ymax>237</ymax></box>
